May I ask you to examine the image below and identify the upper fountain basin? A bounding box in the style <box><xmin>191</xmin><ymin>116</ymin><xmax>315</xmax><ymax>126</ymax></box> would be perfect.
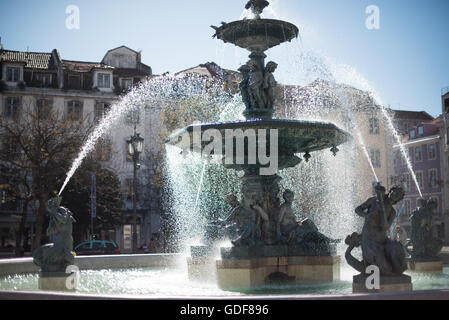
<box><xmin>214</xmin><ymin>19</ymin><xmax>299</xmax><ymax>52</ymax></box>
<box><xmin>166</xmin><ymin>118</ymin><xmax>351</xmax><ymax>158</ymax></box>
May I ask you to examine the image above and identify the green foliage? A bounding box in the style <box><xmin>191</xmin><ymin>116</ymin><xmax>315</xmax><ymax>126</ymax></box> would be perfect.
<box><xmin>61</xmin><ymin>158</ymin><xmax>123</xmax><ymax>243</ymax></box>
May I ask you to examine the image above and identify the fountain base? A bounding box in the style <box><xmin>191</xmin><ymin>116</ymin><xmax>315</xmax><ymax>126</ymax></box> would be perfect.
<box><xmin>38</xmin><ymin>271</ymin><xmax>78</xmax><ymax>292</ymax></box>
<box><xmin>217</xmin><ymin>254</ymin><xmax>341</xmax><ymax>290</ymax></box>
<box><xmin>352</xmin><ymin>274</ymin><xmax>413</xmax><ymax>294</ymax></box>
<box><xmin>408</xmin><ymin>259</ymin><xmax>443</xmax><ymax>273</ymax></box>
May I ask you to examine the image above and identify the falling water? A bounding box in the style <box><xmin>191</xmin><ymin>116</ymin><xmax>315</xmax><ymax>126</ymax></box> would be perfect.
<box><xmin>59</xmin><ymin>74</ymin><xmax>232</xmax><ymax>197</ymax></box>
<box><xmin>377</xmin><ymin>100</ymin><xmax>423</xmax><ymax>198</ymax></box>
<box><xmin>194</xmin><ymin>163</ymin><xmax>207</xmax><ymax>212</ymax></box>
<box><xmin>59</xmin><ymin>88</ymin><xmax>142</xmax><ymax>196</ymax></box>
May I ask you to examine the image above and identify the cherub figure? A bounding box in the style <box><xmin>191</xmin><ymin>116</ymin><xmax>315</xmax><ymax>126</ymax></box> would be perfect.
<box><xmin>263</xmin><ymin>61</ymin><xmax>278</xmax><ymax>109</ymax></box>
<box><xmin>238</xmin><ymin>64</ymin><xmax>251</xmax><ymax>110</ymax></box>
<box><xmin>232</xmin><ymin>192</ymin><xmax>268</xmax><ymax>247</ymax></box>
<box><xmin>248</xmin><ymin>60</ymin><xmax>265</xmax><ymax>108</ymax></box>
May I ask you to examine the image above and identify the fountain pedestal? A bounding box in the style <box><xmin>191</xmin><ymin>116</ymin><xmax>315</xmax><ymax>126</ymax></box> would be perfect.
<box><xmin>352</xmin><ymin>274</ymin><xmax>412</xmax><ymax>294</ymax></box>
<box><xmin>38</xmin><ymin>271</ymin><xmax>78</xmax><ymax>292</ymax></box>
<box><xmin>408</xmin><ymin>259</ymin><xmax>443</xmax><ymax>273</ymax></box>
<box><xmin>216</xmin><ymin>245</ymin><xmax>340</xmax><ymax>289</ymax></box>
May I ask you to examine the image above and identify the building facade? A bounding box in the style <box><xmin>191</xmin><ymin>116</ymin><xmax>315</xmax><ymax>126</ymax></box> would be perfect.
<box><xmin>0</xmin><ymin>45</ymin><xmax>158</xmax><ymax>253</ymax></box>
<box><xmin>393</xmin><ymin>118</ymin><xmax>445</xmax><ymax>242</ymax></box>
<box><xmin>440</xmin><ymin>88</ymin><xmax>449</xmax><ymax>244</ymax></box>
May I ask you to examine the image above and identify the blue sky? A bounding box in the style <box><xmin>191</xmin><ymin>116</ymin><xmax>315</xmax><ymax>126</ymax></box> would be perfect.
<box><xmin>0</xmin><ymin>0</ymin><xmax>448</xmax><ymax>117</ymax></box>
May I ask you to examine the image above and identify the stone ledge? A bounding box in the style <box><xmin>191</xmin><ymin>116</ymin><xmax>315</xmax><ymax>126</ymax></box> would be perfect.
<box><xmin>217</xmin><ymin>256</ymin><xmax>340</xmax><ymax>269</ymax></box>
<box><xmin>0</xmin><ymin>254</ymin><xmax>183</xmax><ymax>276</ymax></box>
<box><xmin>408</xmin><ymin>260</ymin><xmax>443</xmax><ymax>272</ymax></box>
<box><xmin>353</xmin><ymin>274</ymin><xmax>413</xmax><ymax>294</ymax></box>
<box><xmin>2</xmin><ymin>289</ymin><xmax>449</xmax><ymax>300</ymax></box>
<box><xmin>220</xmin><ymin>244</ymin><xmax>337</xmax><ymax>260</ymax></box>
<box><xmin>217</xmin><ymin>255</ymin><xmax>341</xmax><ymax>289</ymax></box>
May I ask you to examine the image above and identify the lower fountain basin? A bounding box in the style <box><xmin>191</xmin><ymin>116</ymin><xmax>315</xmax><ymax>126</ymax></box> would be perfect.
<box><xmin>2</xmin><ymin>262</ymin><xmax>449</xmax><ymax>298</ymax></box>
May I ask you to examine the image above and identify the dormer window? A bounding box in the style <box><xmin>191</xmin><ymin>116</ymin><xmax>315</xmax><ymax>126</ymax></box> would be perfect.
<box><xmin>121</xmin><ymin>78</ymin><xmax>133</xmax><ymax>90</ymax></box>
<box><xmin>6</xmin><ymin>67</ymin><xmax>21</xmax><ymax>82</ymax></box>
<box><xmin>418</xmin><ymin>126</ymin><xmax>424</xmax><ymax>136</ymax></box>
<box><xmin>97</xmin><ymin>73</ymin><xmax>111</xmax><ymax>88</ymax></box>
<box><xmin>410</xmin><ymin>129</ymin><xmax>416</xmax><ymax>139</ymax></box>
<box><xmin>34</xmin><ymin>73</ymin><xmax>52</xmax><ymax>87</ymax></box>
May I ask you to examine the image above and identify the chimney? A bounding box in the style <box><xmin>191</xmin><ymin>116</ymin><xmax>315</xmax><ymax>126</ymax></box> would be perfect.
<box><xmin>0</xmin><ymin>37</ymin><xmax>3</xmax><ymax>50</ymax></box>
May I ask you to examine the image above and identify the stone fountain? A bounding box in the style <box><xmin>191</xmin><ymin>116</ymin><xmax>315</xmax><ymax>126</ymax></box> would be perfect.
<box><xmin>167</xmin><ymin>0</ymin><xmax>351</xmax><ymax>289</ymax></box>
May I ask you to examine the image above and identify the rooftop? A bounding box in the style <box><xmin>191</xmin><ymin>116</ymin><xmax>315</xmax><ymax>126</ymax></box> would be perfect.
<box><xmin>62</xmin><ymin>60</ymin><xmax>114</xmax><ymax>73</ymax></box>
<box><xmin>393</xmin><ymin>110</ymin><xmax>434</xmax><ymax>121</ymax></box>
<box><xmin>0</xmin><ymin>49</ymin><xmax>54</xmax><ymax>70</ymax></box>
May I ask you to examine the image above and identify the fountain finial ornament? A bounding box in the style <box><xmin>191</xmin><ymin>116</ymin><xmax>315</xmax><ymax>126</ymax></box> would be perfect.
<box><xmin>245</xmin><ymin>0</ymin><xmax>270</xmax><ymax>19</ymax></box>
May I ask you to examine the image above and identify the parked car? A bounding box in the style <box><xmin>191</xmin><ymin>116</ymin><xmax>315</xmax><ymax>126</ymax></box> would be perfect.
<box><xmin>74</xmin><ymin>241</ymin><xmax>120</xmax><ymax>256</ymax></box>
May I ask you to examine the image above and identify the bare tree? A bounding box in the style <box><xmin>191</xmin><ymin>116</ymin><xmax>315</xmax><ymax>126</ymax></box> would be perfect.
<box><xmin>0</xmin><ymin>95</ymin><xmax>94</xmax><ymax>249</ymax></box>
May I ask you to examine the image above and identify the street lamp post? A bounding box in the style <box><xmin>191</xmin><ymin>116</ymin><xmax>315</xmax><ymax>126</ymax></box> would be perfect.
<box><xmin>126</xmin><ymin>127</ymin><xmax>144</xmax><ymax>254</ymax></box>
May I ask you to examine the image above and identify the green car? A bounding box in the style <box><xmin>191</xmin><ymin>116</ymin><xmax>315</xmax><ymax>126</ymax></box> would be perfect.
<box><xmin>74</xmin><ymin>241</ymin><xmax>120</xmax><ymax>256</ymax></box>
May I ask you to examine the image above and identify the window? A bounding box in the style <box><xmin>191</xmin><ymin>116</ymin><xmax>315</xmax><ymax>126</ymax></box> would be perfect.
<box><xmin>428</xmin><ymin>144</ymin><xmax>436</xmax><ymax>160</ymax></box>
<box><xmin>36</xmin><ymin>99</ymin><xmax>52</xmax><ymax>119</ymax></box>
<box><xmin>79</xmin><ymin>243</ymin><xmax>90</xmax><ymax>250</ymax></box>
<box><xmin>97</xmin><ymin>73</ymin><xmax>111</xmax><ymax>88</ymax></box>
<box><xmin>404</xmin><ymin>199</ymin><xmax>411</xmax><ymax>216</ymax></box>
<box><xmin>34</xmin><ymin>73</ymin><xmax>52</xmax><ymax>87</ymax></box>
<box><xmin>369</xmin><ymin>148</ymin><xmax>382</xmax><ymax>168</ymax></box>
<box><xmin>97</xmin><ymin>138</ymin><xmax>112</xmax><ymax>161</ymax></box>
<box><xmin>4</xmin><ymin>97</ymin><xmax>20</xmax><ymax>118</ymax></box>
<box><xmin>415</xmin><ymin>146</ymin><xmax>422</xmax><ymax>162</ymax></box>
<box><xmin>410</xmin><ymin>130</ymin><xmax>416</xmax><ymax>139</ymax></box>
<box><xmin>126</xmin><ymin>109</ymin><xmax>140</xmax><ymax>125</ymax></box>
<box><xmin>416</xmin><ymin>171</ymin><xmax>423</xmax><ymax>190</ymax></box>
<box><xmin>418</xmin><ymin>126</ymin><xmax>424</xmax><ymax>136</ymax></box>
<box><xmin>124</xmin><ymin>179</ymin><xmax>133</xmax><ymax>201</ymax></box>
<box><xmin>6</xmin><ymin>67</ymin><xmax>20</xmax><ymax>82</ymax></box>
<box><xmin>121</xmin><ymin>78</ymin><xmax>133</xmax><ymax>90</ymax></box>
<box><xmin>430</xmin><ymin>197</ymin><xmax>439</xmax><ymax>211</ymax></box>
<box><xmin>92</xmin><ymin>242</ymin><xmax>104</xmax><ymax>250</ymax></box>
<box><xmin>66</xmin><ymin>100</ymin><xmax>83</xmax><ymax>120</ymax></box>
<box><xmin>67</xmin><ymin>74</ymin><xmax>81</xmax><ymax>89</ymax></box>
<box><xmin>445</xmin><ymin>99</ymin><xmax>449</xmax><ymax>113</ymax></box>
<box><xmin>429</xmin><ymin>169</ymin><xmax>438</xmax><ymax>188</ymax></box>
<box><xmin>94</xmin><ymin>102</ymin><xmax>111</xmax><ymax>121</ymax></box>
<box><xmin>369</xmin><ymin>118</ymin><xmax>380</xmax><ymax>135</ymax></box>
<box><xmin>393</xmin><ymin>151</ymin><xmax>397</xmax><ymax>167</ymax></box>
<box><xmin>403</xmin><ymin>174</ymin><xmax>410</xmax><ymax>192</ymax></box>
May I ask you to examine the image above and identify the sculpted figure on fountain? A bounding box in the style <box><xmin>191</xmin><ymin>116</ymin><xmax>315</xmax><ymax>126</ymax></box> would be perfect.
<box><xmin>277</xmin><ymin>190</ymin><xmax>337</xmax><ymax>248</ymax></box>
<box><xmin>238</xmin><ymin>64</ymin><xmax>251</xmax><ymax>110</ymax></box>
<box><xmin>408</xmin><ymin>198</ymin><xmax>443</xmax><ymax>261</ymax></box>
<box><xmin>248</xmin><ymin>60</ymin><xmax>266</xmax><ymax>109</ymax></box>
<box><xmin>33</xmin><ymin>197</ymin><xmax>76</xmax><ymax>273</ymax></box>
<box><xmin>345</xmin><ymin>184</ymin><xmax>408</xmax><ymax>276</ymax></box>
<box><xmin>231</xmin><ymin>192</ymin><xmax>268</xmax><ymax>247</ymax></box>
<box><xmin>239</xmin><ymin>60</ymin><xmax>278</xmax><ymax>111</ymax></box>
<box><xmin>263</xmin><ymin>61</ymin><xmax>278</xmax><ymax>109</ymax></box>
